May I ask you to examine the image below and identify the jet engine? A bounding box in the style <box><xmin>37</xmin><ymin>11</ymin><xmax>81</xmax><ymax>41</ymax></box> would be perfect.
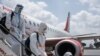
<box><xmin>55</xmin><ymin>39</ymin><xmax>83</xmax><ymax>56</ymax></box>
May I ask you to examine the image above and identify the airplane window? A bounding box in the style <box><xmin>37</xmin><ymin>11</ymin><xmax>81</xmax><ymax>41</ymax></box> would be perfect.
<box><xmin>37</xmin><ymin>24</ymin><xmax>39</xmax><ymax>27</ymax></box>
<box><xmin>36</xmin><ymin>24</ymin><xmax>37</xmax><ymax>26</ymax></box>
<box><xmin>30</xmin><ymin>22</ymin><xmax>32</xmax><ymax>25</ymax></box>
<box><xmin>47</xmin><ymin>28</ymin><xmax>49</xmax><ymax>30</ymax></box>
<box><xmin>49</xmin><ymin>28</ymin><xmax>51</xmax><ymax>31</ymax></box>
<box><xmin>35</xmin><ymin>24</ymin><xmax>38</xmax><ymax>27</ymax></box>
<box><xmin>24</xmin><ymin>19</ymin><xmax>27</xmax><ymax>23</ymax></box>
<box><xmin>29</xmin><ymin>21</ymin><xmax>31</xmax><ymax>25</ymax></box>
<box><xmin>51</xmin><ymin>28</ymin><xmax>52</xmax><ymax>31</ymax></box>
<box><xmin>54</xmin><ymin>30</ymin><xmax>56</xmax><ymax>32</ymax></box>
<box><xmin>33</xmin><ymin>22</ymin><xmax>36</xmax><ymax>26</ymax></box>
<box><xmin>52</xmin><ymin>29</ymin><xmax>53</xmax><ymax>32</ymax></box>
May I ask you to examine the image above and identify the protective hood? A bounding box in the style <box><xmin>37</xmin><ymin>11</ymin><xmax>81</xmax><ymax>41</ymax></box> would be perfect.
<box><xmin>38</xmin><ymin>23</ymin><xmax>47</xmax><ymax>34</ymax></box>
<box><xmin>14</xmin><ymin>4</ymin><xmax>23</xmax><ymax>14</ymax></box>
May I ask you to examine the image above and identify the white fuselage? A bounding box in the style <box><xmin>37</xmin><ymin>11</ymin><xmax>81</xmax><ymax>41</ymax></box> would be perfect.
<box><xmin>23</xmin><ymin>14</ymin><xmax>71</xmax><ymax>38</ymax></box>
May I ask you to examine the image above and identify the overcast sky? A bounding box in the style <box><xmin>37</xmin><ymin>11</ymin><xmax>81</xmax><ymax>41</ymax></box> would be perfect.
<box><xmin>0</xmin><ymin>0</ymin><xmax>100</xmax><ymax>35</ymax></box>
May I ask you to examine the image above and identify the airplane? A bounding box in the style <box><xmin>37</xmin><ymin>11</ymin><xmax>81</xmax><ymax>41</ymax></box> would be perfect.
<box><xmin>0</xmin><ymin>4</ymin><xmax>100</xmax><ymax>56</ymax></box>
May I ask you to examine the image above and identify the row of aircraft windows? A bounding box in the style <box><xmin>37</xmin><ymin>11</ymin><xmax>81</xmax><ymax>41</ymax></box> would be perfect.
<box><xmin>23</xmin><ymin>15</ymin><xmax>46</xmax><ymax>28</ymax></box>
<box><xmin>24</xmin><ymin>19</ymin><xmax>60</xmax><ymax>33</ymax></box>
<box><xmin>22</xmin><ymin>14</ymin><xmax>62</xmax><ymax>35</ymax></box>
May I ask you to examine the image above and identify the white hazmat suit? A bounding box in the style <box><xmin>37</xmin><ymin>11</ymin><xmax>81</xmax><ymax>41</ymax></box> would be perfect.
<box><xmin>6</xmin><ymin>4</ymin><xmax>25</xmax><ymax>56</ymax></box>
<box><xmin>30</xmin><ymin>23</ymin><xmax>47</xmax><ymax>56</ymax></box>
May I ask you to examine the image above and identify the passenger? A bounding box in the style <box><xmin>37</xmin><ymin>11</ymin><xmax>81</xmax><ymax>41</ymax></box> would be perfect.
<box><xmin>6</xmin><ymin>4</ymin><xmax>25</xmax><ymax>56</ymax></box>
<box><xmin>29</xmin><ymin>23</ymin><xmax>47</xmax><ymax>56</ymax></box>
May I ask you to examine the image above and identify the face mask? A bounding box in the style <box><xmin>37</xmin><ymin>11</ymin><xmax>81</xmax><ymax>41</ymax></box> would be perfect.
<box><xmin>38</xmin><ymin>27</ymin><xmax>45</xmax><ymax>34</ymax></box>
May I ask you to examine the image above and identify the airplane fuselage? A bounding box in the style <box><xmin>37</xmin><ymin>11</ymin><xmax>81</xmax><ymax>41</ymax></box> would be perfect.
<box><xmin>0</xmin><ymin>4</ymin><xmax>71</xmax><ymax>38</ymax></box>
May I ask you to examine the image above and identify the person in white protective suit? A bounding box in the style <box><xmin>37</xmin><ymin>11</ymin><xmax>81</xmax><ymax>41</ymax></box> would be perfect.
<box><xmin>5</xmin><ymin>4</ymin><xmax>25</xmax><ymax>56</ymax></box>
<box><xmin>63</xmin><ymin>52</ymin><xmax>72</xmax><ymax>56</ymax></box>
<box><xmin>30</xmin><ymin>23</ymin><xmax>47</xmax><ymax>56</ymax></box>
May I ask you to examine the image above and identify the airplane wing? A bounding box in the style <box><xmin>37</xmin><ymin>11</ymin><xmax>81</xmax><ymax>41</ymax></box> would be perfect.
<box><xmin>76</xmin><ymin>35</ymin><xmax>100</xmax><ymax>40</ymax></box>
<box><xmin>46</xmin><ymin>35</ymin><xmax>100</xmax><ymax>56</ymax></box>
<box><xmin>46</xmin><ymin>35</ymin><xmax>100</xmax><ymax>47</ymax></box>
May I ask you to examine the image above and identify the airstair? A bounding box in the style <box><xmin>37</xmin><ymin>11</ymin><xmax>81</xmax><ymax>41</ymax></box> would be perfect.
<box><xmin>0</xmin><ymin>39</ymin><xmax>17</xmax><ymax>56</ymax></box>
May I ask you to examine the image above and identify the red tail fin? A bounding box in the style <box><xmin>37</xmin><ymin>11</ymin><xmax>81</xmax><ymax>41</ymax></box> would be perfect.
<box><xmin>64</xmin><ymin>12</ymin><xmax>70</xmax><ymax>32</ymax></box>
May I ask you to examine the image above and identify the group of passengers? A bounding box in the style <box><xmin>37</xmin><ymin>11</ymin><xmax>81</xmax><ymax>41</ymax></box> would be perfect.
<box><xmin>0</xmin><ymin>4</ymin><xmax>47</xmax><ymax>56</ymax></box>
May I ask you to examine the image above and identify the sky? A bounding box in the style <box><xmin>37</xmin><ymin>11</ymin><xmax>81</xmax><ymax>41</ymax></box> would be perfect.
<box><xmin>0</xmin><ymin>0</ymin><xmax>100</xmax><ymax>35</ymax></box>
